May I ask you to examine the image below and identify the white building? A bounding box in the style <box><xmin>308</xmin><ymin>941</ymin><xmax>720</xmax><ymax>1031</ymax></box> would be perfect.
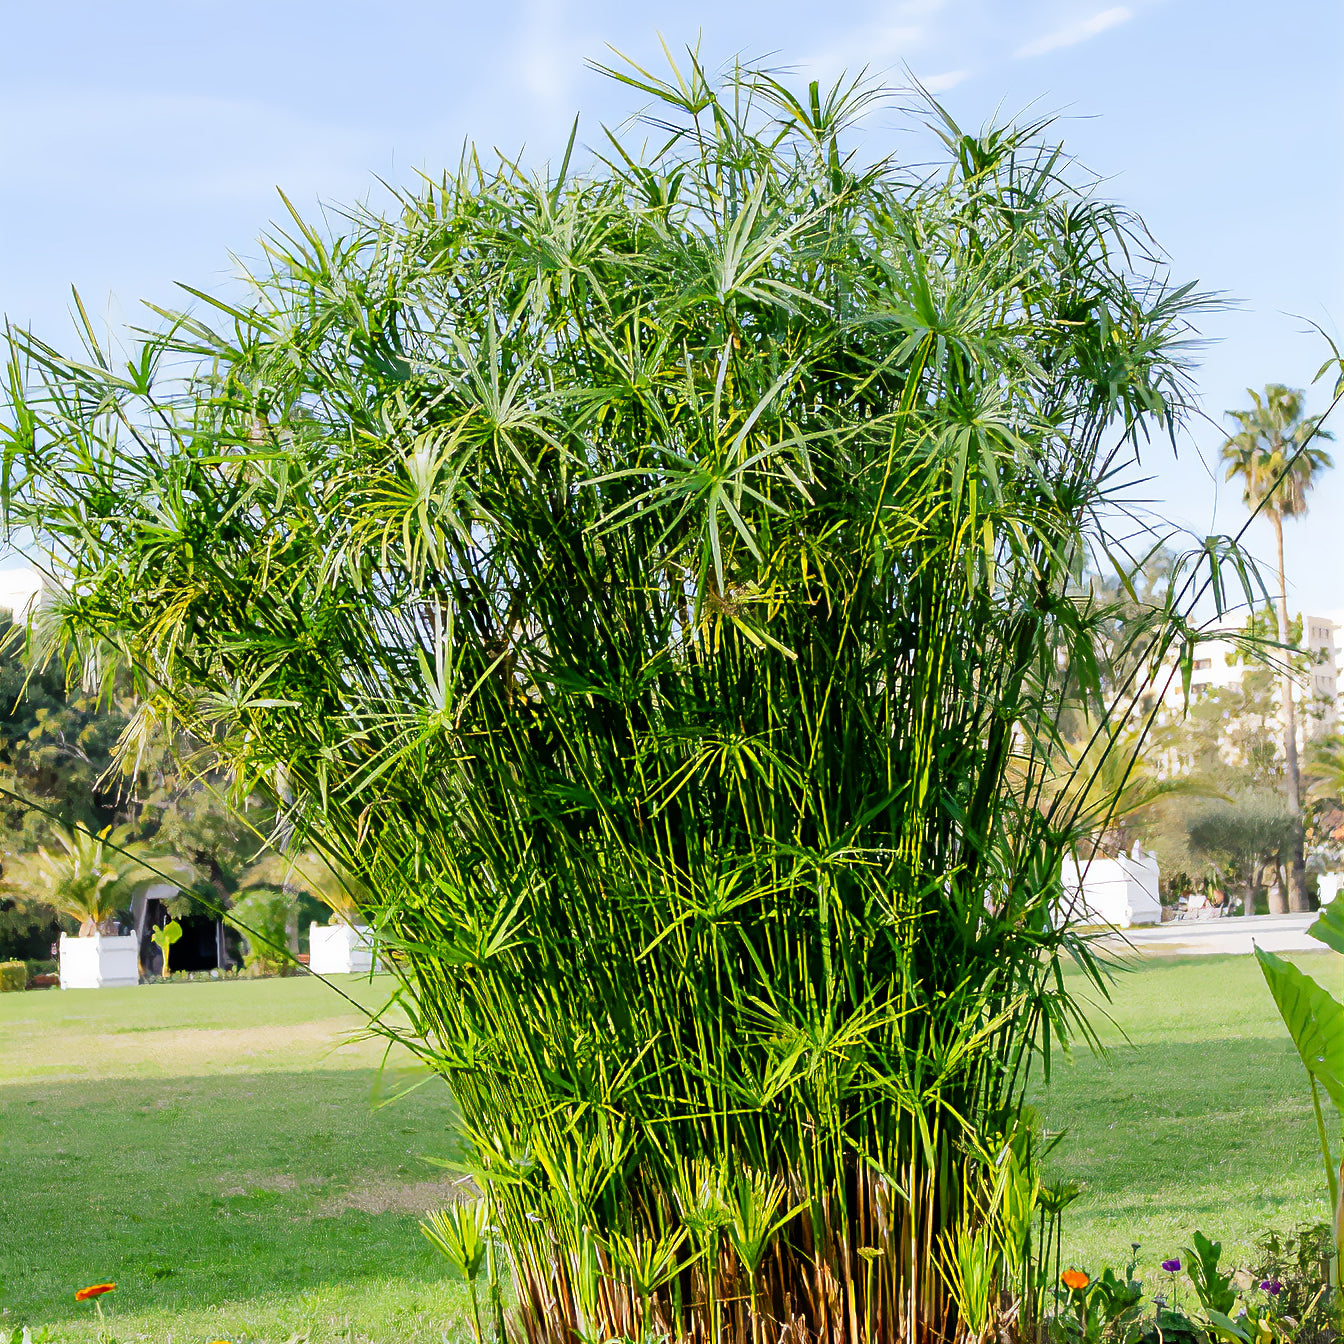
<box><xmin>1307</xmin><ymin>613</ymin><xmax>1344</xmax><ymax>725</ymax></box>
<box><xmin>1161</xmin><ymin>611</ymin><xmax>1342</xmax><ymax>735</ymax></box>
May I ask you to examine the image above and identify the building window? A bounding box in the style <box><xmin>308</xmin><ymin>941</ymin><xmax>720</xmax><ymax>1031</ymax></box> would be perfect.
<box><xmin>1192</xmin><ymin>658</ymin><xmax>1212</xmax><ymax>671</ymax></box>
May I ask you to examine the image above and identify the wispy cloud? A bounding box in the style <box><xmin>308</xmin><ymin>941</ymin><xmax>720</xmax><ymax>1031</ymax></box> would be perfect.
<box><xmin>801</xmin><ymin>11</ymin><xmax>927</xmax><ymax>87</ymax></box>
<box><xmin>1013</xmin><ymin>5</ymin><xmax>1133</xmax><ymax>59</ymax></box>
<box><xmin>514</xmin><ymin>0</ymin><xmax>589</xmax><ymax>119</ymax></box>
<box><xmin>921</xmin><ymin>69</ymin><xmax>969</xmax><ymax>93</ymax></box>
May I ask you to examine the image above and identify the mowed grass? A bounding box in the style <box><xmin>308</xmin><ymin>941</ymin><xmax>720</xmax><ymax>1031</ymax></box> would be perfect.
<box><xmin>0</xmin><ymin>975</ymin><xmax>475</xmax><ymax>1343</ymax></box>
<box><xmin>1034</xmin><ymin>949</ymin><xmax>1341</xmax><ymax>1280</ymax></box>
<box><xmin>0</xmin><ymin>952</ymin><xmax>1334</xmax><ymax>1341</ymax></box>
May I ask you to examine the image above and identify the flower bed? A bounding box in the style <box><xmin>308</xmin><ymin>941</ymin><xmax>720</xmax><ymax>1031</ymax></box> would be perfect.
<box><xmin>1049</xmin><ymin>1225</ymin><xmax>1333</xmax><ymax>1344</ymax></box>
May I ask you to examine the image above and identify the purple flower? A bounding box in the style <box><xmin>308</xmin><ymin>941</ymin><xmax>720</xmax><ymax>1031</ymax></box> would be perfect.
<box><xmin>1260</xmin><ymin>1280</ymin><xmax>1282</xmax><ymax>1297</ymax></box>
<box><xmin>1162</xmin><ymin>1259</ymin><xmax>1181</xmax><ymax>1273</ymax></box>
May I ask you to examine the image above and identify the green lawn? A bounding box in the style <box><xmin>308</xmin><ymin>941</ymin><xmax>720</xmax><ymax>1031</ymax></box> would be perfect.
<box><xmin>1033</xmin><ymin>949</ymin><xmax>1341</xmax><ymax>1280</ymax></box>
<box><xmin>0</xmin><ymin>952</ymin><xmax>1334</xmax><ymax>1341</ymax></box>
<box><xmin>0</xmin><ymin>975</ymin><xmax>475</xmax><ymax>1343</ymax></box>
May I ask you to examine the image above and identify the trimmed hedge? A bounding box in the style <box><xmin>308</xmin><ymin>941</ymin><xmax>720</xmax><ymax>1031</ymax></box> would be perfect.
<box><xmin>0</xmin><ymin>960</ymin><xmax>28</xmax><ymax>992</ymax></box>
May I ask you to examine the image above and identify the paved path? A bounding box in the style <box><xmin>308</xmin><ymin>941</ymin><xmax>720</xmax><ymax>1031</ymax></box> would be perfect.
<box><xmin>1104</xmin><ymin>912</ymin><xmax>1327</xmax><ymax>956</ymax></box>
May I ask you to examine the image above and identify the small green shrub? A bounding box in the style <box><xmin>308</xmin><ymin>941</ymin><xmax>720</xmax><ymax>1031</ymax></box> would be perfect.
<box><xmin>1247</xmin><ymin>1222</ymin><xmax>1333</xmax><ymax>1328</ymax></box>
<box><xmin>0</xmin><ymin>960</ymin><xmax>28</xmax><ymax>992</ymax></box>
<box><xmin>24</xmin><ymin>958</ymin><xmax>57</xmax><ymax>977</ymax></box>
<box><xmin>224</xmin><ymin>889</ymin><xmax>296</xmax><ymax>975</ymax></box>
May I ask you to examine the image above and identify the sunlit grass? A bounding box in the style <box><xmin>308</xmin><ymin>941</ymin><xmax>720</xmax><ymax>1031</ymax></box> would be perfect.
<box><xmin>0</xmin><ymin>976</ymin><xmax>475</xmax><ymax>1342</ymax></box>
<box><xmin>2</xmin><ymin>956</ymin><xmax>1329</xmax><ymax>1339</ymax></box>
<box><xmin>1037</xmin><ymin>950</ymin><xmax>1339</xmax><ymax>1282</ymax></box>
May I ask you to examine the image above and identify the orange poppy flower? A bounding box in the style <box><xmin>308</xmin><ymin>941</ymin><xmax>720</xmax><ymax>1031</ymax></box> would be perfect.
<box><xmin>1061</xmin><ymin>1270</ymin><xmax>1090</xmax><ymax>1291</ymax></box>
<box><xmin>75</xmin><ymin>1284</ymin><xmax>116</xmax><ymax>1301</ymax></box>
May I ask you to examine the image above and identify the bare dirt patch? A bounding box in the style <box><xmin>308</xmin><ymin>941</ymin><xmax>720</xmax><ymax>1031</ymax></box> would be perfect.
<box><xmin>318</xmin><ymin>1175</ymin><xmax>476</xmax><ymax>1216</ymax></box>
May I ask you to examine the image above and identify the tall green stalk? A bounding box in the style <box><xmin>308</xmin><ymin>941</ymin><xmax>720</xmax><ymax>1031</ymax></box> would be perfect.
<box><xmin>2</xmin><ymin>51</ymin><xmax>1241</xmax><ymax>1344</ymax></box>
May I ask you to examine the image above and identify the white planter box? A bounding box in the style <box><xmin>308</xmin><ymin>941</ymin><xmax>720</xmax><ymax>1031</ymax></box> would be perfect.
<box><xmin>309</xmin><ymin>922</ymin><xmax>376</xmax><ymax>975</ymax></box>
<box><xmin>59</xmin><ymin>933</ymin><xmax>140</xmax><ymax>989</ymax></box>
<box><xmin>1058</xmin><ymin>845</ymin><xmax>1163</xmax><ymax>929</ymax></box>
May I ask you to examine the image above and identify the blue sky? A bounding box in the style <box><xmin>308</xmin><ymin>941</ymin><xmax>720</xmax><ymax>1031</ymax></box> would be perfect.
<box><xmin>2</xmin><ymin>0</ymin><xmax>1340</xmax><ymax>613</ymax></box>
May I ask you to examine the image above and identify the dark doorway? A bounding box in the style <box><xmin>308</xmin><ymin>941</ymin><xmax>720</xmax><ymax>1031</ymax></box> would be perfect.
<box><xmin>138</xmin><ymin>902</ymin><xmax>241</xmax><ymax>974</ymax></box>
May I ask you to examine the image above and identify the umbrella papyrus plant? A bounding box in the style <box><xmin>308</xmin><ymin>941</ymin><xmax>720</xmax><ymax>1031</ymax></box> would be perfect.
<box><xmin>2</xmin><ymin>53</ymin><xmax>1250</xmax><ymax>1344</ymax></box>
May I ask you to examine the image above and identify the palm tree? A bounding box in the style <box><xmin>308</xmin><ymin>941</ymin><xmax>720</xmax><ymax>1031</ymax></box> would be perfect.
<box><xmin>5</xmin><ymin>824</ymin><xmax>172</xmax><ymax>935</ymax></box>
<box><xmin>1036</xmin><ymin>722</ymin><xmax>1210</xmax><ymax>859</ymax></box>
<box><xmin>1221</xmin><ymin>385</ymin><xmax>1334</xmax><ymax>910</ymax></box>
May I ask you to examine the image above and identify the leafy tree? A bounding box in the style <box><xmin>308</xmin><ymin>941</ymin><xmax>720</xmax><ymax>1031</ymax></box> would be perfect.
<box><xmin>0</xmin><ymin>898</ymin><xmax>58</xmax><ymax>961</ymax></box>
<box><xmin>1</xmin><ymin>57</ymin><xmax>1251</xmax><ymax>1344</ymax></box>
<box><xmin>1147</xmin><ymin>676</ymin><xmax>1288</xmax><ymax>910</ymax></box>
<box><xmin>0</xmin><ymin>619</ymin><xmax>271</xmax><ymax>958</ymax></box>
<box><xmin>0</xmin><ymin>617</ymin><xmax>137</xmax><ymax>956</ymax></box>
<box><xmin>0</xmin><ymin>620</ymin><xmax>132</xmax><ymax>839</ymax></box>
<box><xmin>1221</xmin><ymin>385</ymin><xmax>1334</xmax><ymax>909</ymax></box>
<box><xmin>1186</xmin><ymin>790</ymin><xmax>1294</xmax><ymax>917</ymax></box>
<box><xmin>223</xmin><ymin>886</ymin><xmax>297</xmax><ymax>974</ymax></box>
<box><xmin>147</xmin><ymin>780</ymin><xmax>266</xmax><ymax>912</ymax></box>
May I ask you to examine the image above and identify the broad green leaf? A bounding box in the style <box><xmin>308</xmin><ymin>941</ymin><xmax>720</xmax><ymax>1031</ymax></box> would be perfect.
<box><xmin>1309</xmin><ymin>899</ymin><xmax>1344</xmax><ymax>956</ymax></box>
<box><xmin>1255</xmin><ymin>946</ymin><xmax>1344</xmax><ymax>1111</ymax></box>
<box><xmin>1205</xmin><ymin>1310</ymin><xmax>1249</xmax><ymax>1343</ymax></box>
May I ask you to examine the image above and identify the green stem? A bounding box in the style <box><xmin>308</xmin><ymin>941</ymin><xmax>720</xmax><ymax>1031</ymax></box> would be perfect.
<box><xmin>1309</xmin><ymin>1076</ymin><xmax>1340</xmax><ymax>1290</ymax></box>
<box><xmin>1311</xmin><ymin>1076</ymin><xmax>1338</xmax><ymax>1213</ymax></box>
<box><xmin>467</xmin><ymin>1280</ymin><xmax>484</xmax><ymax>1344</ymax></box>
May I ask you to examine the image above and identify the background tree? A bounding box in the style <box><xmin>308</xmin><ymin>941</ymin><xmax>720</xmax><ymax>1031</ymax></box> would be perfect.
<box><xmin>145</xmin><ymin>777</ymin><xmax>275</xmax><ymax>963</ymax></box>
<box><xmin>0</xmin><ymin>620</ymin><xmax>133</xmax><ymax>842</ymax></box>
<box><xmin>1186</xmin><ymin>790</ymin><xmax>1294</xmax><ymax>918</ymax></box>
<box><xmin>243</xmin><ymin>850</ymin><xmax>369</xmax><ymax>927</ymax></box>
<box><xmin>1144</xmin><ymin>624</ymin><xmax>1298</xmax><ymax>911</ymax></box>
<box><xmin>0</xmin><ymin>617</ymin><xmax>134</xmax><ymax>958</ymax></box>
<box><xmin>1306</xmin><ymin>734</ymin><xmax>1344</xmax><ymax>874</ymax></box>
<box><xmin>1307</xmin><ymin>734</ymin><xmax>1344</xmax><ymax>808</ymax></box>
<box><xmin>223</xmin><ymin>886</ymin><xmax>299</xmax><ymax>974</ymax></box>
<box><xmin>1221</xmin><ymin>385</ymin><xmax>1334</xmax><ymax>910</ymax></box>
<box><xmin>0</xmin><ymin>614</ymin><xmax>281</xmax><ymax>964</ymax></box>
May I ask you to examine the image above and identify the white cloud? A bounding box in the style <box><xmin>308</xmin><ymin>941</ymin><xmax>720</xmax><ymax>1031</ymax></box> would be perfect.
<box><xmin>514</xmin><ymin>0</ymin><xmax>588</xmax><ymax>118</ymax></box>
<box><xmin>1012</xmin><ymin>5</ymin><xmax>1133</xmax><ymax>59</ymax></box>
<box><xmin>921</xmin><ymin>69</ymin><xmax>969</xmax><ymax>93</ymax></box>
<box><xmin>801</xmin><ymin>14</ymin><xmax>927</xmax><ymax>87</ymax></box>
